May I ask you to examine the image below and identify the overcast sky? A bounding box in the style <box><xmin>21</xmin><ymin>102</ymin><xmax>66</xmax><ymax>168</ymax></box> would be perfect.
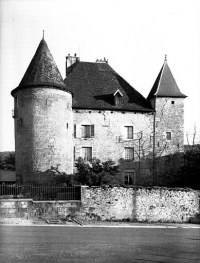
<box><xmin>0</xmin><ymin>0</ymin><xmax>200</xmax><ymax>151</ymax></box>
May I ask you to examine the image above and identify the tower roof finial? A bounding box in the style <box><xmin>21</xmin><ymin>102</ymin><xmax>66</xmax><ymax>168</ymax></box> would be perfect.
<box><xmin>165</xmin><ymin>54</ymin><xmax>167</xmax><ymax>62</ymax></box>
<box><xmin>43</xmin><ymin>30</ymin><xmax>45</xmax><ymax>40</ymax></box>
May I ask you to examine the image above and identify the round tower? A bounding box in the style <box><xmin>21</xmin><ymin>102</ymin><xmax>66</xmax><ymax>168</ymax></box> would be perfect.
<box><xmin>11</xmin><ymin>38</ymin><xmax>73</xmax><ymax>183</ymax></box>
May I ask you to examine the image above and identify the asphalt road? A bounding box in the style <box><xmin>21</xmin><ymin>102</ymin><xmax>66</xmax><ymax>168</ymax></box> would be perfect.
<box><xmin>0</xmin><ymin>225</ymin><xmax>200</xmax><ymax>263</ymax></box>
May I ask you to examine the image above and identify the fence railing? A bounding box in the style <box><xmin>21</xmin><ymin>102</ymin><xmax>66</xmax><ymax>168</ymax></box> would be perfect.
<box><xmin>0</xmin><ymin>184</ymin><xmax>81</xmax><ymax>201</ymax></box>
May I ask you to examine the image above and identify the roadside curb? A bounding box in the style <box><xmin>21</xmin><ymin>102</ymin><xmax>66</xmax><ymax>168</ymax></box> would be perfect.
<box><xmin>1</xmin><ymin>222</ymin><xmax>200</xmax><ymax>228</ymax></box>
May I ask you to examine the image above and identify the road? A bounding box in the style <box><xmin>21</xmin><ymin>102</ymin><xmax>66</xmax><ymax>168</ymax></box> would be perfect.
<box><xmin>0</xmin><ymin>225</ymin><xmax>200</xmax><ymax>263</ymax></box>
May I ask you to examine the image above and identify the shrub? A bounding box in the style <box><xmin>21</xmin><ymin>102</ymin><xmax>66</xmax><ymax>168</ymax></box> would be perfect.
<box><xmin>30</xmin><ymin>165</ymin><xmax>73</xmax><ymax>186</ymax></box>
<box><xmin>0</xmin><ymin>153</ymin><xmax>15</xmax><ymax>170</ymax></box>
<box><xmin>74</xmin><ymin>158</ymin><xmax>119</xmax><ymax>186</ymax></box>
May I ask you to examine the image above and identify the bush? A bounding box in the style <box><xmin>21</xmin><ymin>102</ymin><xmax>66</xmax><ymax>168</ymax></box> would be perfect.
<box><xmin>0</xmin><ymin>153</ymin><xmax>15</xmax><ymax>170</ymax></box>
<box><xmin>30</xmin><ymin>165</ymin><xmax>73</xmax><ymax>186</ymax></box>
<box><xmin>74</xmin><ymin>158</ymin><xmax>119</xmax><ymax>186</ymax></box>
<box><xmin>177</xmin><ymin>147</ymin><xmax>200</xmax><ymax>189</ymax></box>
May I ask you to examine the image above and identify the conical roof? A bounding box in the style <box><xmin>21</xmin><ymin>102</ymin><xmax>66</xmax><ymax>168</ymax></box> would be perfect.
<box><xmin>147</xmin><ymin>58</ymin><xmax>187</xmax><ymax>100</ymax></box>
<box><xmin>11</xmin><ymin>38</ymin><xmax>68</xmax><ymax>96</ymax></box>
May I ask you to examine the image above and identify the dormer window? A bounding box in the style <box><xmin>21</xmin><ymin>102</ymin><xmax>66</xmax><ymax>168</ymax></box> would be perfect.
<box><xmin>114</xmin><ymin>90</ymin><xmax>123</xmax><ymax>106</ymax></box>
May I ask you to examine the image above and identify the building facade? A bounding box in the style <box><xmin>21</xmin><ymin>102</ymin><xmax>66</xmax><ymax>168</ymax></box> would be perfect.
<box><xmin>11</xmin><ymin>38</ymin><xmax>186</xmax><ymax>184</ymax></box>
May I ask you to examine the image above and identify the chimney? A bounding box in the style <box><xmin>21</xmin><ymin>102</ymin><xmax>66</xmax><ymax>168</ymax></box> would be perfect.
<box><xmin>96</xmin><ymin>57</ymin><xmax>108</xmax><ymax>63</ymax></box>
<box><xmin>66</xmin><ymin>54</ymin><xmax>80</xmax><ymax>76</ymax></box>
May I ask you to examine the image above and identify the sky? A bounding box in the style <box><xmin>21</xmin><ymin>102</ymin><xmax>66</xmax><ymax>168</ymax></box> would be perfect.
<box><xmin>0</xmin><ymin>0</ymin><xmax>200</xmax><ymax>151</ymax></box>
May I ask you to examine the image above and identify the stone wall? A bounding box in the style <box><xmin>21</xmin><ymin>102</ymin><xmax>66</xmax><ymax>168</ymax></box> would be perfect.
<box><xmin>81</xmin><ymin>186</ymin><xmax>200</xmax><ymax>223</ymax></box>
<box><xmin>73</xmin><ymin>110</ymin><xmax>153</xmax><ymax>163</ymax></box>
<box><xmin>73</xmin><ymin>110</ymin><xmax>154</xmax><ymax>183</ymax></box>
<box><xmin>0</xmin><ymin>199</ymin><xmax>81</xmax><ymax>220</ymax></box>
<box><xmin>154</xmin><ymin>97</ymin><xmax>185</xmax><ymax>156</ymax></box>
<box><xmin>0</xmin><ymin>199</ymin><xmax>31</xmax><ymax>218</ymax></box>
<box><xmin>1</xmin><ymin>187</ymin><xmax>199</xmax><ymax>223</ymax></box>
<box><xmin>29</xmin><ymin>201</ymin><xmax>82</xmax><ymax>220</ymax></box>
<box><xmin>14</xmin><ymin>87</ymin><xmax>73</xmax><ymax>183</ymax></box>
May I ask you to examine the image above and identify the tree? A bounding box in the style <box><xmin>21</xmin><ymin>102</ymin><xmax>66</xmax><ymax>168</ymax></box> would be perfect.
<box><xmin>74</xmin><ymin>158</ymin><xmax>119</xmax><ymax>186</ymax></box>
<box><xmin>177</xmin><ymin>146</ymin><xmax>200</xmax><ymax>189</ymax></box>
<box><xmin>0</xmin><ymin>153</ymin><xmax>15</xmax><ymax>170</ymax></box>
<box><xmin>30</xmin><ymin>165</ymin><xmax>73</xmax><ymax>186</ymax></box>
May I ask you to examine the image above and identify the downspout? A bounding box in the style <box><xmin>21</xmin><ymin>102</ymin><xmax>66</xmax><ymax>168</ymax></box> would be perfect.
<box><xmin>152</xmin><ymin>104</ymin><xmax>156</xmax><ymax>186</ymax></box>
<box><xmin>138</xmin><ymin>131</ymin><xmax>143</xmax><ymax>170</ymax></box>
<box><xmin>152</xmin><ymin>57</ymin><xmax>166</xmax><ymax>185</ymax></box>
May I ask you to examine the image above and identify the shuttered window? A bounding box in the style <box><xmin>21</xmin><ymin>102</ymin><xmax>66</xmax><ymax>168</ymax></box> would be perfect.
<box><xmin>82</xmin><ymin>147</ymin><xmax>92</xmax><ymax>161</ymax></box>
<box><xmin>81</xmin><ymin>125</ymin><xmax>94</xmax><ymax>138</ymax></box>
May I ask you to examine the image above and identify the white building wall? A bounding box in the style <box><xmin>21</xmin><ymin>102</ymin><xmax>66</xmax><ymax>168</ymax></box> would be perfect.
<box><xmin>73</xmin><ymin>110</ymin><xmax>154</xmax><ymax>164</ymax></box>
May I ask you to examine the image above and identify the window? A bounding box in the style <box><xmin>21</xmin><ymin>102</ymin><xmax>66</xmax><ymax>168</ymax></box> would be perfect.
<box><xmin>125</xmin><ymin>126</ymin><xmax>133</xmax><ymax>139</ymax></box>
<box><xmin>166</xmin><ymin>132</ymin><xmax>171</xmax><ymax>140</ymax></box>
<box><xmin>115</xmin><ymin>94</ymin><xmax>122</xmax><ymax>106</ymax></box>
<box><xmin>46</xmin><ymin>99</ymin><xmax>53</xmax><ymax>106</ymax></box>
<box><xmin>81</xmin><ymin>125</ymin><xmax>94</xmax><ymax>138</ymax></box>
<box><xmin>171</xmin><ymin>101</ymin><xmax>175</xmax><ymax>105</ymax></box>
<box><xmin>82</xmin><ymin>147</ymin><xmax>92</xmax><ymax>161</ymax></box>
<box><xmin>124</xmin><ymin>172</ymin><xmax>135</xmax><ymax>185</ymax></box>
<box><xmin>14</xmin><ymin>95</ymin><xmax>18</xmax><ymax>108</ymax></box>
<box><xmin>18</xmin><ymin>118</ymin><xmax>23</xmax><ymax>128</ymax></box>
<box><xmin>114</xmin><ymin>91</ymin><xmax>123</xmax><ymax>106</ymax></box>
<box><xmin>124</xmin><ymin>147</ymin><xmax>134</xmax><ymax>160</ymax></box>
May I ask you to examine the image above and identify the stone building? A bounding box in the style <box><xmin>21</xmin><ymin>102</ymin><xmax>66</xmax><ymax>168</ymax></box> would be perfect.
<box><xmin>11</xmin><ymin>38</ymin><xmax>186</xmax><ymax>184</ymax></box>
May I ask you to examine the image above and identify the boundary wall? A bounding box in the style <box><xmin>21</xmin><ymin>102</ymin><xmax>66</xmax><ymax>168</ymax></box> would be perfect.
<box><xmin>0</xmin><ymin>186</ymin><xmax>200</xmax><ymax>223</ymax></box>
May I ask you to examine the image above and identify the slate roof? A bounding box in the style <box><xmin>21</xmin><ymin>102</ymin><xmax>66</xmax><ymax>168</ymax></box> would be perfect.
<box><xmin>11</xmin><ymin>39</ymin><xmax>68</xmax><ymax>96</ymax></box>
<box><xmin>147</xmin><ymin>59</ymin><xmax>187</xmax><ymax>100</ymax></box>
<box><xmin>64</xmin><ymin>62</ymin><xmax>153</xmax><ymax>112</ymax></box>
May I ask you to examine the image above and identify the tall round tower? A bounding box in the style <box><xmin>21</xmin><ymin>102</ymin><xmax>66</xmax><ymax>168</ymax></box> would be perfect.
<box><xmin>11</xmin><ymin>38</ymin><xmax>73</xmax><ymax>183</ymax></box>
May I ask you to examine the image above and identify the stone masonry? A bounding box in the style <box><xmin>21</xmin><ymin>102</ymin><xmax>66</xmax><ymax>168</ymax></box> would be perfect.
<box><xmin>11</xmin><ymin>38</ymin><xmax>187</xmax><ymax>185</ymax></box>
<box><xmin>1</xmin><ymin>187</ymin><xmax>199</xmax><ymax>223</ymax></box>
<box><xmin>81</xmin><ymin>186</ymin><xmax>200</xmax><ymax>222</ymax></box>
<box><xmin>154</xmin><ymin>97</ymin><xmax>185</xmax><ymax>156</ymax></box>
<box><xmin>15</xmin><ymin>88</ymin><xmax>73</xmax><ymax>183</ymax></box>
<box><xmin>73</xmin><ymin>110</ymin><xmax>154</xmax><ymax>162</ymax></box>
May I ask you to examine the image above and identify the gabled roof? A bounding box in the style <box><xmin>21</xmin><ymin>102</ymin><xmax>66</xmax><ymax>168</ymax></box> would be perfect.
<box><xmin>64</xmin><ymin>62</ymin><xmax>153</xmax><ymax>112</ymax></box>
<box><xmin>11</xmin><ymin>39</ymin><xmax>68</xmax><ymax>96</ymax></box>
<box><xmin>147</xmin><ymin>58</ymin><xmax>187</xmax><ymax>100</ymax></box>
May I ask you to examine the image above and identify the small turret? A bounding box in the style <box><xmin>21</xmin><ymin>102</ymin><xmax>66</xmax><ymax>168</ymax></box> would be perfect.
<box><xmin>148</xmin><ymin>56</ymin><xmax>187</xmax><ymax>156</ymax></box>
<box><xmin>147</xmin><ymin>55</ymin><xmax>186</xmax><ymax>108</ymax></box>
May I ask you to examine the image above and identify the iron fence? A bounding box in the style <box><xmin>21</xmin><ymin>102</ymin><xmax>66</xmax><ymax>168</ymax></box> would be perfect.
<box><xmin>0</xmin><ymin>184</ymin><xmax>81</xmax><ymax>201</ymax></box>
